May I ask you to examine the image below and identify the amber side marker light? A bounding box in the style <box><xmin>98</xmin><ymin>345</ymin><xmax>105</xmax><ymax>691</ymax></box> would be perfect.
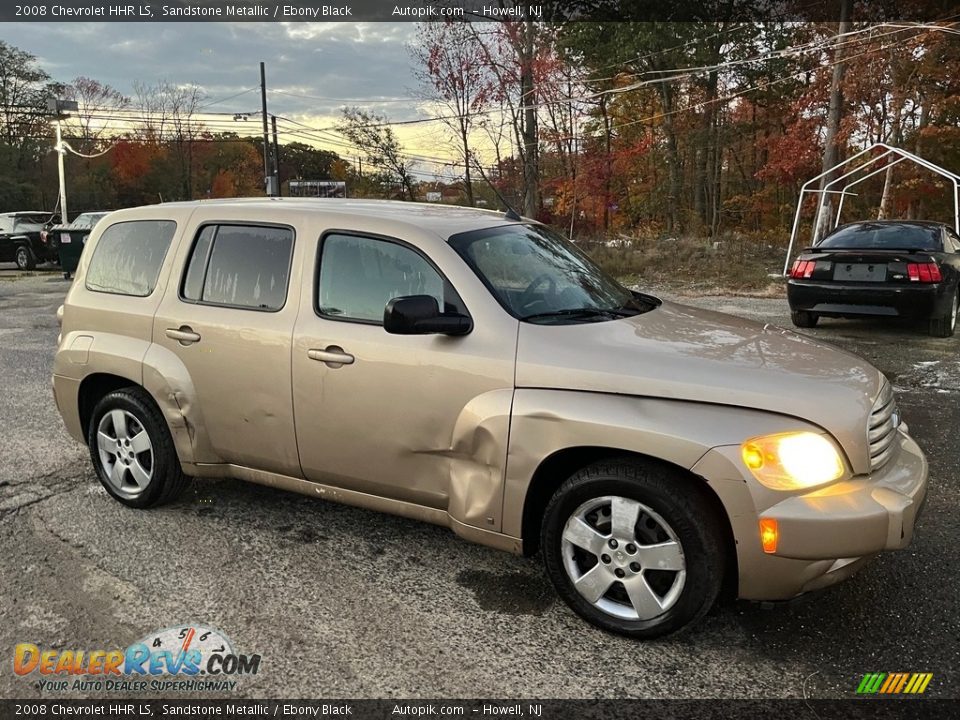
<box><xmin>759</xmin><ymin>518</ymin><xmax>778</xmax><ymax>554</ymax></box>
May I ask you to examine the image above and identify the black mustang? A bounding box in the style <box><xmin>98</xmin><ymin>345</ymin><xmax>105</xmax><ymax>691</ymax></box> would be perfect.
<box><xmin>787</xmin><ymin>220</ymin><xmax>960</xmax><ymax>337</ymax></box>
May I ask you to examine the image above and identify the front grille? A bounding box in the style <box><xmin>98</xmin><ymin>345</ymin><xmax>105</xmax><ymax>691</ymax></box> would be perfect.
<box><xmin>869</xmin><ymin>382</ymin><xmax>899</xmax><ymax>472</ymax></box>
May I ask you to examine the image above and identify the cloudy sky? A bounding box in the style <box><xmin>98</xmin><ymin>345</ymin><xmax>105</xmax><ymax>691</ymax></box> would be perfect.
<box><xmin>0</xmin><ymin>22</ymin><xmax>463</xmax><ymax>177</ymax></box>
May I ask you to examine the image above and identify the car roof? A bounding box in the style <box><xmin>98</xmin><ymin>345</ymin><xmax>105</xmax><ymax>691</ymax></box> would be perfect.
<box><xmin>834</xmin><ymin>219</ymin><xmax>947</xmax><ymax>229</ymax></box>
<box><xmin>152</xmin><ymin>197</ymin><xmax>524</xmax><ymax>236</ymax></box>
<box><xmin>2</xmin><ymin>211</ymin><xmax>52</xmax><ymax>217</ymax></box>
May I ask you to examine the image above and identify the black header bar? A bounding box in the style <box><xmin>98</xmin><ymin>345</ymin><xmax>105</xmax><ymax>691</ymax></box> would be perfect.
<box><xmin>1</xmin><ymin>0</ymin><xmax>958</xmax><ymax>22</ymax></box>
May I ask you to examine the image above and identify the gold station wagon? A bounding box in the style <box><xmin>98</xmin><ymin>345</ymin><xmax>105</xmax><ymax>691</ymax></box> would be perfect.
<box><xmin>53</xmin><ymin>199</ymin><xmax>928</xmax><ymax>637</ymax></box>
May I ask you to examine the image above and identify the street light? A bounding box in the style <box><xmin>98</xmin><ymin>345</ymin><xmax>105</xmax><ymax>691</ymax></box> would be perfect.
<box><xmin>46</xmin><ymin>98</ymin><xmax>79</xmax><ymax>224</ymax></box>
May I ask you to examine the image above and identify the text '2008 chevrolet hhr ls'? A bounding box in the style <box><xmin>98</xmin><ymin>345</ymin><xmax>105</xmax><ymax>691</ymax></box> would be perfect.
<box><xmin>53</xmin><ymin>199</ymin><xmax>928</xmax><ymax>637</ymax></box>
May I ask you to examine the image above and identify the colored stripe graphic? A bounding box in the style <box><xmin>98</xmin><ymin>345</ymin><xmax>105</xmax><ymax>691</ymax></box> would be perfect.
<box><xmin>857</xmin><ymin>673</ymin><xmax>886</xmax><ymax>694</ymax></box>
<box><xmin>857</xmin><ymin>672</ymin><xmax>932</xmax><ymax>694</ymax></box>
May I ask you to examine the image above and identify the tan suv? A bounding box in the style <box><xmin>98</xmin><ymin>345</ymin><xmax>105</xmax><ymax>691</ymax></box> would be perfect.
<box><xmin>53</xmin><ymin>199</ymin><xmax>928</xmax><ymax>638</ymax></box>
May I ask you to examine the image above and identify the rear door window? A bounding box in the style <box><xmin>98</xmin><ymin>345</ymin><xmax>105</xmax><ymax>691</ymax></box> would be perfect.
<box><xmin>85</xmin><ymin>220</ymin><xmax>177</xmax><ymax>297</ymax></box>
<box><xmin>181</xmin><ymin>224</ymin><xmax>293</xmax><ymax>311</ymax></box>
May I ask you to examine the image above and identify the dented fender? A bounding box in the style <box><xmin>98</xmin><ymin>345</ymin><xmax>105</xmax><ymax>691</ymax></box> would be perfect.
<box><xmin>501</xmin><ymin>389</ymin><xmax>825</xmax><ymax>539</ymax></box>
<box><xmin>440</xmin><ymin>389</ymin><xmax>513</xmax><ymax>532</ymax></box>
<box><xmin>142</xmin><ymin>342</ymin><xmax>220</xmax><ymax>466</ymax></box>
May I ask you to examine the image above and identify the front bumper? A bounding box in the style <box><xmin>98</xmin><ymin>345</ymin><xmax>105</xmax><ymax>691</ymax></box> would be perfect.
<box><xmin>693</xmin><ymin>429</ymin><xmax>928</xmax><ymax>600</ymax></box>
<box><xmin>787</xmin><ymin>279</ymin><xmax>947</xmax><ymax>319</ymax></box>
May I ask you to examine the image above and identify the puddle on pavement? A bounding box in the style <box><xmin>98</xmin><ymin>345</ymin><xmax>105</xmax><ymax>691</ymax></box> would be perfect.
<box><xmin>456</xmin><ymin>569</ymin><xmax>555</xmax><ymax>616</ymax></box>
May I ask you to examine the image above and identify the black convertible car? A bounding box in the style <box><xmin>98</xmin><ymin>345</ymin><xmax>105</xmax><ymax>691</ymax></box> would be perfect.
<box><xmin>787</xmin><ymin>220</ymin><xmax>960</xmax><ymax>337</ymax></box>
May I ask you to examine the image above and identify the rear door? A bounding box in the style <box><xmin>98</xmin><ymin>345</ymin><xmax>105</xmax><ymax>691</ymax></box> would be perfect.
<box><xmin>152</xmin><ymin>217</ymin><xmax>303</xmax><ymax>476</ymax></box>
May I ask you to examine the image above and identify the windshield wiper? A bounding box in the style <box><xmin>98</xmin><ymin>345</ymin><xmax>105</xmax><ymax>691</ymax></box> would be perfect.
<box><xmin>521</xmin><ymin>307</ymin><xmax>632</xmax><ymax>322</ymax></box>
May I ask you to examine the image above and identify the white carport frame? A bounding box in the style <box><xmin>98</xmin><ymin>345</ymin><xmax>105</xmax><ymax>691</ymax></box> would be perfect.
<box><xmin>782</xmin><ymin>142</ymin><xmax>960</xmax><ymax>276</ymax></box>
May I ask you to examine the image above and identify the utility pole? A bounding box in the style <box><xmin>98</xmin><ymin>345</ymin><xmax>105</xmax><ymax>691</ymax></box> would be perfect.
<box><xmin>46</xmin><ymin>98</ymin><xmax>79</xmax><ymax>223</ymax></box>
<box><xmin>812</xmin><ymin>0</ymin><xmax>853</xmax><ymax>242</ymax></box>
<box><xmin>271</xmin><ymin>114</ymin><xmax>281</xmax><ymax>196</ymax></box>
<box><xmin>260</xmin><ymin>61</ymin><xmax>277</xmax><ymax>197</ymax></box>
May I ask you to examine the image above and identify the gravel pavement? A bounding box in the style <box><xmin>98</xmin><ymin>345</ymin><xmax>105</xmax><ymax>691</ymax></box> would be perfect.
<box><xmin>0</xmin><ymin>271</ymin><xmax>957</xmax><ymax>700</ymax></box>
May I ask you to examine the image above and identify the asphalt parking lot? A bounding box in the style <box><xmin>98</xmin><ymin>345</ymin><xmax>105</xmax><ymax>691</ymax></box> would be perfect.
<box><xmin>1</xmin><ymin>270</ymin><xmax>957</xmax><ymax>700</ymax></box>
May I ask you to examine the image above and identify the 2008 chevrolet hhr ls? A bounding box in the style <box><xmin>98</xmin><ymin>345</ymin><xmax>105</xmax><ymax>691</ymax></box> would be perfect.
<box><xmin>53</xmin><ymin>199</ymin><xmax>928</xmax><ymax>637</ymax></box>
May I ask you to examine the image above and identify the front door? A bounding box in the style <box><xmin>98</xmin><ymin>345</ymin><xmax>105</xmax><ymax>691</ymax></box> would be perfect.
<box><xmin>291</xmin><ymin>230</ymin><xmax>517</xmax><ymax>531</ymax></box>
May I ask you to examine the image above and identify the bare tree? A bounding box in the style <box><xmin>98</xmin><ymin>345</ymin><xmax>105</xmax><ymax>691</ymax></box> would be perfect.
<box><xmin>132</xmin><ymin>80</ymin><xmax>204</xmax><ymax>199</ymax></box>
<box><xmin>63</xmin><ymin>76</ymin><xmax>129</xmax><ymax>152</ymax></box>
<box><xmin>336</xmin><ymin>107</ymin><xmax>416</xmax><ymax>201</ymax></box>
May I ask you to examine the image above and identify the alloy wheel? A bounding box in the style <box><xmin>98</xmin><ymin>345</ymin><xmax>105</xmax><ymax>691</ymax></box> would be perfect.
<box><xmin>96</xmin><ymin>409</ymin><xmax>154</xmax><ymax>499</ymax></box>
<box><xmin>561</xmin><ymin>495</ymin><xmax>686</xmax><ymax>621</ymax></box>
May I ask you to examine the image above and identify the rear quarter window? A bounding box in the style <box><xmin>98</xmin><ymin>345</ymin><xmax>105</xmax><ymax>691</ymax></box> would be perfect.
<box><xmin>85</xmin><ymin>220</ymin><xmax>177</xmax><ymax>297</ymax></box>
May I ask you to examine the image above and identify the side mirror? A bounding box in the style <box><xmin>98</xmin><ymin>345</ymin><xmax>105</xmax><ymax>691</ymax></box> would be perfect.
<box><xmin>383</xmin><ymin>295</ymin><xmax>472</xmax><ymax>336</ymax></box>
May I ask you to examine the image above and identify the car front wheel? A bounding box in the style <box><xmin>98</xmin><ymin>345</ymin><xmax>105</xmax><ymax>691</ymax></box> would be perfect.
<box><xmin>541</xmin><ymin>459</ymin><xmax>725</xmax><ymax>638</ymax></box>
<box><xmin>87</xmin><ymin>387</ymin><xmax>191</xmax><ymax>508</ymax></box>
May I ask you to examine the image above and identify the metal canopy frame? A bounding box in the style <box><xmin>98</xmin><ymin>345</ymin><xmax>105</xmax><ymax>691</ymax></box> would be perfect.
<box><xmin>782</xmin><ymin>142</ymin><xmax>960</xmax><ymax>275</ymax></box>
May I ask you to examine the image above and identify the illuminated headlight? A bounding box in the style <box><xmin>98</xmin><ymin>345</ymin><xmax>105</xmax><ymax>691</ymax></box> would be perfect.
<box><xmin>741</xmin><ymin>431</ymin><xmax>845</xmax><ymax>491</ymax></box>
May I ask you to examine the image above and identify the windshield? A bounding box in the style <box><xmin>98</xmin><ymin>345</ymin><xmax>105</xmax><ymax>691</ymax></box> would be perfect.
<box><xmin>13</xmin><ymin>214</ymin><xmax>50</xmax><ymax>231</ymax></box>
<box><xmin>818</xmin><ymin>223</ymin><xmax>941</xmax><ymax>251</ymax></box>
<box><xmin>448</xmin><ymin>224</ymin><xmax>656</xmax><ymax>324</ymax></box>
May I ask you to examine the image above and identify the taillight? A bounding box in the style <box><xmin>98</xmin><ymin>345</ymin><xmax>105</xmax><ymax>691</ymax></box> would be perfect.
<box><xmin>906</xmin><ymin>262</ymin><xmax>942</xmax><ymax>283</ymax></box>
<box><xmin>789</xmin><ymin>259</ymin><xmax>816</xmax><ymax>279</ymax></box>
<box><xmin>40</xmin><ymin>230</ymin><xmax>48</xmax><ymax>244</ymax></box>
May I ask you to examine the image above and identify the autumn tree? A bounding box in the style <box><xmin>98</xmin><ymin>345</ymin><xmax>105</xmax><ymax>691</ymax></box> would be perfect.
<box><xmin>466</xmin><ymin>21</ymin><xmax>555</xmax><ymax>217</ymax></box>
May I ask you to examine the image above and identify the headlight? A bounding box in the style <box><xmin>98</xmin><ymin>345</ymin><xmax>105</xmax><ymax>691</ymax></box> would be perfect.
<box><xmin>740</xmin><ymin>431</ymin><xmax>845</xmax><ymax>491</ymax></box>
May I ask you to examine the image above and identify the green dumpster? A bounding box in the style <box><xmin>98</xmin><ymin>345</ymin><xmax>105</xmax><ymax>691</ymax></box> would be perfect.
<box><xmin>55</xmin><ymin>228</ymin><xmax>85</xmax><ymax>278</ymax></box>
<box><xmin>51</xmin><ymin>212</ymin><xmax>109</xmax><ymax>279</ymax></box>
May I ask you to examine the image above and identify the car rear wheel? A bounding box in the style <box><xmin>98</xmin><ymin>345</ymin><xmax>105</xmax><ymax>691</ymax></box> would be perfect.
<box><xmin>791</xmin><ymin>310</ymin><xmax>819</xmax><ymax>328</ymax></box>
<box><xmin>15</xmin><ymin>245</ymin><xmax>35</xmax><ymax>271</ymax></box>
<box><xmin>87</xmin><ymin>387</ymin><xmax>191</xmax><ymax>508</ymax></box>
<box><xmin>541</xmin><ymin>458</ymin><xmax>725</xmax><ymax>638</ymax></box>
<box><xmin>929</xmin><ymin>288</ymin><xmax>958</xmax><ymax>338</ymax></box>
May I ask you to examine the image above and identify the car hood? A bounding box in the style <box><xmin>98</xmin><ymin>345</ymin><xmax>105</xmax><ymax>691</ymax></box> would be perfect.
<box><xmin>515</xmin><ymin>300</ymin><xmax>884</xmax><ymax>474</ymax></box>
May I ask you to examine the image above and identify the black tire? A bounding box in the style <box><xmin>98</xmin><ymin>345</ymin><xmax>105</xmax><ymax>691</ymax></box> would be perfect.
<box><xmin>15</xmin><ymin>245</ymin><xmax>35</xmax><ymax>271</ymax></box>
<box><xmin>86</xmin><ymin>387</ymin><xmax>191</xmax><ymax>508</ymax></box>
<box><xmin>541</xmin><ymin>458</ymin><xmax>725</xmax><ymax>639</ymax></box>
<box><xmin>928</xmin><ymin>289</ymin><xmax>958</xmax><ymax>338</ymax></box>
<box><xmin>791</xmin><ymin>310</ymin><xmax>819</xmax><ymax>328</ymax></box>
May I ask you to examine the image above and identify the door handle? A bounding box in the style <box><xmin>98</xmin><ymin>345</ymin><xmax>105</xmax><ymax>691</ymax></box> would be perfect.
<box><xmin>307</xmin><ymin>346</ymin><xmax>354</xmax><ymax>367</ymax></box>
<box><xmin>166</xmin><ymin>326</ymin><xmax>201</xmax><ymax>345</ymax></box>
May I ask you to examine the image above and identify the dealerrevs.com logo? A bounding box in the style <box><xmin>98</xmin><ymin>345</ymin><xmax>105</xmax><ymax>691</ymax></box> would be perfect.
<box><xmin>14</xmin><ymin>624</ymin><xmax>261</xmax><ymax>693</ymax></box>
